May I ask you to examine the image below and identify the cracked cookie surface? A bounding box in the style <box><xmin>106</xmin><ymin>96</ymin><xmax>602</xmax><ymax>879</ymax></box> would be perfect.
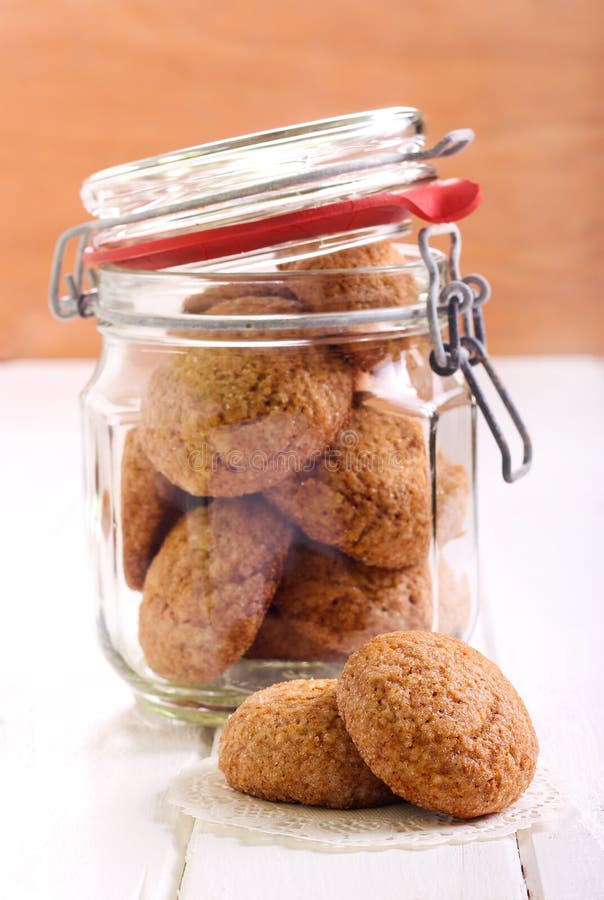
<box><xmin>266</xmin><ymin>403</ymin><xmax>431</xmax><ymax>568</ymax></box>
<box><xmin>261</xmin><ymin>540</ymin><xmax>433</xmax><ymax>657</ymax></box>
<box><xmin>141</xmin><ymin>337</ymin><xmax>353</xmax><ymax>497</ymax></box>
<box><xmin>337</xmin><ymin>631</ymin><xmax>538</xmax><ymax>819</ymax></box>
<box><xmin>281</xmin><ymin>241</ymin><xmax>417</xmax><ymax>312</ymax></box>
<box><xmin>219</xmin><ymin>679</ymin><xmax>395</xmax><ymax>809</ymax></box>
<box><xmin>281</xmin><ymin>241</ymin><xmax>420</xmax><ymax>371</ymax></box>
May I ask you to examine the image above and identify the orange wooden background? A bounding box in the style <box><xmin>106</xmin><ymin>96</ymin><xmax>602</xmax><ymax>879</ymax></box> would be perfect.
<box><xmin>1</xmin><ymin>0</ymin><xmax>602</xmax><ymax>358</ymax></box>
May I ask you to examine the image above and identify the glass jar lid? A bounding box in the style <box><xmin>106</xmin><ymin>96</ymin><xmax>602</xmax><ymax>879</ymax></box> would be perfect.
<box><xmin>82</xmin><ymin>108</ymin><xmax>428</xmax><ymax>221</ymax></box>
<box><xmin>80</xmin><ymin>108</ymin><xmax>477</xmax><ymax>269</ymax></box>
<box><xmin>50</xmin><ymin>108</ymin><xmax>477</xmax><ymax>318</ymax></box>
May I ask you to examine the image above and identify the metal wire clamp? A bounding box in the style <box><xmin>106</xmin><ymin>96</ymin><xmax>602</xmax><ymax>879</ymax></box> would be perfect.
<box><xmin>418</xmin><ymin>224</ymin><xmax>532</xmax><ymax>482</ymax></box>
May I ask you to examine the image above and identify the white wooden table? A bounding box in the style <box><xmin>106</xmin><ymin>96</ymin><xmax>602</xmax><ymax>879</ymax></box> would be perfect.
<box><xmin>1</xmin><ymin>357</ymin><xmax>603</xmax><ymax>900</ymax></box>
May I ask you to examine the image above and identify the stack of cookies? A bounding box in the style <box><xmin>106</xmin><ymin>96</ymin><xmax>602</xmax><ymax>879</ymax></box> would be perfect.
<box><xmin>120</xmin><ymin>241</ymin><xmax>472</xmax><ymax>684</ymax></box>
<box><xmin>218</xmin><ymin>631</ymin><xmax>539</xmax><ymax>819</ymax></box>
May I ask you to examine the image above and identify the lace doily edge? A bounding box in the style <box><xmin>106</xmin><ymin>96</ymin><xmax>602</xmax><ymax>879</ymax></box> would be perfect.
<box><xmin>167</xmin><ymin>759</ymin><xmax>567</xmax><ymax>851</ymax></box>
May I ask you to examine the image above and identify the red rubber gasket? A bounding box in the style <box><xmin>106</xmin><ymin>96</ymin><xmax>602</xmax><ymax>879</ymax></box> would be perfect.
<box><xmin>86</xmin><ymin>179</ymin><xmax>480</xmax><ymax>270</ymax></box>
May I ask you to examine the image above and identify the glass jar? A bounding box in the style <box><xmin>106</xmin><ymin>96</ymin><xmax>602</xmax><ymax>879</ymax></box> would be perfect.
<box><xmin>50</xmin><ymin>109</ymin><xmax>530</xmax><ymax>723</ymax></box>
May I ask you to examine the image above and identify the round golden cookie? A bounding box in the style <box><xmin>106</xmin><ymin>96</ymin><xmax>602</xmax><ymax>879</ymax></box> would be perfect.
<box><xmin>121</xmin><ymin>427</ymin><xmax>195</xmax><ymax>591</ymax></box>
<box><xmin>139</xmin><ymin>496</ymin><xmax>292</xmax><ymax>683</ymax></box>
<box><xmin>183</xmin><ymin>281</ymin><xmax>298</xmax><ymax>313</ymax></box>
<box><xmin>436</xmin><ymin>451</ymin><xmax>470</xmax><ymax>545</ymax></box>
<box><xmin>337</xmin><ymin>631</ymin><xmax>538</xmax><ymax>819</ymax></box>
<box><xmin>140</xmin><ymin>339</ymin><xmax>353</xmax><ymax>497</ymax></box>
<box><xmin>266</xmin><ymin>403</ymin><xmax>431</xmax><ymax>569</ymax></box>
<box><xmin>281</xmin><ymin>241</ymin><xmax>417</xmax><ymax>312</ymax></box>
<box><xmin>267</xmin><ymin>541</ymin><xmax>433</xmax><ymax>655</ymax></box>
<box><xmin>219</xmin><ymin>679</ymin><xmax>395</xmax><ymax>809</ymax></box>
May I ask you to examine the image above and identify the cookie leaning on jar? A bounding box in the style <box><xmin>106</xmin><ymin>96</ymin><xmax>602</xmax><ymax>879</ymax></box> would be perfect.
<box><xmin>219</xmin><ymin>678</ymin><xmax>396</xmax><ymax>809</ymax></box>
<box><xmin>221</xmin><ymin>632</ymin><xmax>539</xmax><ymax>818</ymax></box>
<box><xmin>336</xmin><ymin>631</ymin><xmax>539</xmax><ymax>818</ymax></box>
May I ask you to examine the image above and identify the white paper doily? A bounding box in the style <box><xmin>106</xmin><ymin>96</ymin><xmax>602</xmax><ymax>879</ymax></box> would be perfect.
<box><xmin>167</xmin><ymin>758</ymin><xmax>564</xmax><ymax>850</ymax></box>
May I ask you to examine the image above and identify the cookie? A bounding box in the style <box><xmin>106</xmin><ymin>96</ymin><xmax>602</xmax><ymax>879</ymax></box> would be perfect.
<box><xmin>266</xmin><ymin>540</ymin><xmax>433</xmax><ymax>656</ymax></box>
<box><xmin>138</xmin><ymin>496</ymin><xmax>292</xmax><ymax>683</ymax></box>
<box><xmin>337</xmin><ymin>631</ymin><xmax>538</xmax><ymax>818</ymax></box>
<box><xmin>438</xmin><ymin>561</ymin><xmax>472</xmax><ymax>637</ymax></box>
<box><xmin>183</xmin><ymin>282</ymin><xmax>298</xmax><ymax>313</ymax></box>
<box><xmin>218</xmin><ymin>679</ymin><xmax>395</xmax><ymax>809</ymax></box>
<box><xmin>266</xmin><ymin>403</ymin><xmax>431</xmax><ymax>568</ymax></box>
<box><xmin>281</xmin><ymin>241</ymin><xmax>418</xmax><ymax>312</ymax></box>
<box><xmin>140</xmin><ymin>341</ymin><xmax>353</xmax><ymax>497</ymax></box>
<box><xmin>244</xmin><ymin>611</ymin><xmax>345</xmax><ymax>662</ymax></box>
<box><xmin>282</xmin><ymin>241</ymin><xmax>420</xmax><ymax>372</ymax></box>
<box><xmin>170</xmin><ymin>296</ymin><xmax>304</xmax><ymax>343</ymax></box>
<box><xmin>204</xmin><ymin>296</ymin><xmax>302</xmax><ymax>317</ymax></box>
<box><xmin>121</xmin><ymin>428</ymin><xmax>191</xmax><ymax>590</ymax></box>
<box><xmin>198</xmin><ymin>295</ymin><xmax>305</xmax><ymax>339</ymax></box>
<box><xmin>437</xmin><ymin>452</ymin><xmax>470</xmax><ymax>544</ymax></box>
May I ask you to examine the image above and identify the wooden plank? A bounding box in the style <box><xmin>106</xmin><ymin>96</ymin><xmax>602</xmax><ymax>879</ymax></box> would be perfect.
<box><xmin>4</xmin><ymin>358</ymin><xmax>604</xmax><ymax>898</ymax></box>
<box><xmin>180</xmin><ymin>828</ymin><xmax>527</xmax><ymax>900</ymax></box>
<box><xmin>476</xmin><ymin>357</ymin><xmax>604</xmax><ymax>900</ymax></box>
<box><xmin>517</xmin><ymin>827</ymin><xmax>604</xmax><ymax>900</ymax></box>
<box><xmin>0</xmin><ymin>361</ymin><xmax>208</xmax><ymax>900</ymax></box>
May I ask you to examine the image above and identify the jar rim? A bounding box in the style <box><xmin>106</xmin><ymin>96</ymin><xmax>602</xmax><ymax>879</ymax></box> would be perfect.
<box><xmin>95</xmin><ymin>242</ymin><xmax>447</xmax><ymax>338</ymax></box>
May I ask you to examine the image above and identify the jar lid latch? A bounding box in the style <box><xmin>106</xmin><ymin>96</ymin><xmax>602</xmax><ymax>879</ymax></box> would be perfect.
<box><xmin>419</xmin><ymin>224</ymin><xmax>533</xmax><ymax>483</ymax></box>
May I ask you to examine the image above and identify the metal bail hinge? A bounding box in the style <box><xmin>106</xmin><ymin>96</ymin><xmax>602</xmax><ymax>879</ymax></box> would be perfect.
<box><xmin>49</xmin><ymin>223</ymin><xmax>99</xmax><ymax>320</ymax></box>
<box><xmin>418</xmin><ymin>223</ymin><xmax>533</xmax><ymax>483</ymax></box>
